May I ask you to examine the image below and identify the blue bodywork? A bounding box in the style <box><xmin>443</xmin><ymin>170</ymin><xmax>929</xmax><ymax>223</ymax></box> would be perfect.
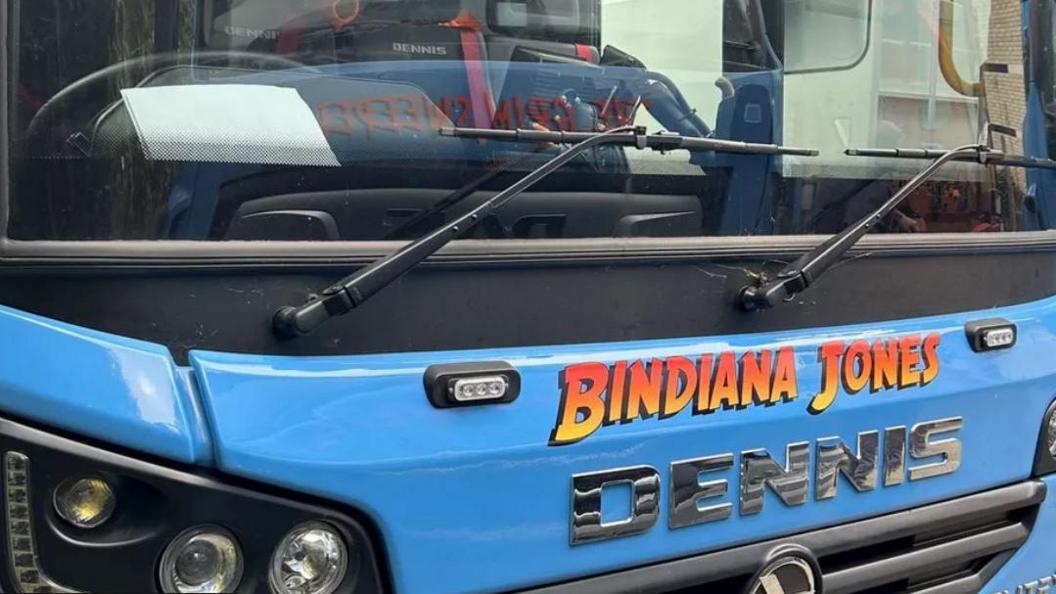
<box><xmin>0</xmin><ymin>293</ymin><xmax>1054</xmax><ymax>593</ymax></box>
<box><xmin>0</xmin><ymin>307</ymin><xmax>212</xmax><ymax>464</ymax></box>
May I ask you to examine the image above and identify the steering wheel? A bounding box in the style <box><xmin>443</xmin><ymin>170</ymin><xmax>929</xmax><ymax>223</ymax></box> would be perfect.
<box><xmin>25</xmin><ymin>50</ymin><xmax>313</xmax><ymax>147</ymax></box>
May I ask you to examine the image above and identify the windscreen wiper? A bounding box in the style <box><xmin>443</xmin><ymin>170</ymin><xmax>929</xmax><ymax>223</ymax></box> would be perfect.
<box><xmin>383</xmin><ymin>149</ymin><xmax>544</xmax><ymax>240</ymax></box>
<box><xmin>439</xmin><ymin>127</ymin><xmax>820</xmax><ymax>157</ymax></box>
<box><xmin>845</xmin><ymin>147</ymin><xmax>1056</xmax><ymax>170</ymax></box>
<box><xmin>738</xmin><ymin>144</ymin><xmax>1056</xmax><ymax>311</ymax></box>
<box><xmin>274</xmin><ymin>126</ymin><xmax>819</xmax><ymax>338</ymax></box>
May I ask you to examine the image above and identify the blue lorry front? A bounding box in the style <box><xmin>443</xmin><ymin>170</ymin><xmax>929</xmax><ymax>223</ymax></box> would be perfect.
<box><xmin>2</xmin><ymin>1</ymin><xmax>1056</xmax><ymax>593</ymax></box>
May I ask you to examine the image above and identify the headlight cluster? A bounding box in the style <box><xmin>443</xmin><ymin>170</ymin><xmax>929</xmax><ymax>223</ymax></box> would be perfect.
<box><xmin>1036</xmin><ymin>399</ymin><xmax>1056</xmax><ymax>477</ymax></box>
<box><xmin>0</xmin><ymin>417</ymin><xmax>384</xmax><ymax>593</ymax></box>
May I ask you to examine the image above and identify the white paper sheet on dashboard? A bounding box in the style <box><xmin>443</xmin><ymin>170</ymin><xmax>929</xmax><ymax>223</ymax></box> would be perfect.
<box><xmin>121</xmin><ymin>84</ymin><xmax>340</xmax><ymax>167</ymax></box>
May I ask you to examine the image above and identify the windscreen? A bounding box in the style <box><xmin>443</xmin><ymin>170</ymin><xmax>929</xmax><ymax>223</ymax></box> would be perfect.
<box><xmin>6</xmin><ymin>0</ymin><xmax>1043</xmax><ymax>241</ymax></box>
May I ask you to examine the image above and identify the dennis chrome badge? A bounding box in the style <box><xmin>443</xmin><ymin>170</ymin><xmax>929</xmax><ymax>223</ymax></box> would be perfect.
<box><xmin>570</xmin><ymin>418</ymin><xmax>962</xmax><ymax>544</ymax></box>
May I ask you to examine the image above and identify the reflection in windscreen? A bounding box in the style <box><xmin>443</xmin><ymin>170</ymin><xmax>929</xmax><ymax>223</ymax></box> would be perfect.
<box><xmin>6</xmin><ymin>0</ymin><xmax>1043</xmax><ymax>241</ymax></box>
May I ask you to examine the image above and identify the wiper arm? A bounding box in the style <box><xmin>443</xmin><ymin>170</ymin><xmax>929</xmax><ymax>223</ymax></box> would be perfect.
<box><xmin>383</xmin><ymin>149</ymin><xmax>544</xmax><ymax>240</ymax></box>
<box><xmin>439</xmin><ymin>127</ymin><xmax>820</xmax><ymax>157</ymax></box>
<box><xmin>738</xmin><ymin>143</ymin><xmax>997</xmax><ymax>311</ymax></box>
<box><xmin>274</xmin><ymin>126</ymin><xmax>819</xmax><ymax>338</ymax></box>
<box><xmin>845</xmin><ymin>147</ymin><xmax>1056</xmax><ymax>170</ymax></box>
<box><xmin>739</xmin><ymin>143</ymin><xmax>1056</xmax><ymax>311</ymax></box>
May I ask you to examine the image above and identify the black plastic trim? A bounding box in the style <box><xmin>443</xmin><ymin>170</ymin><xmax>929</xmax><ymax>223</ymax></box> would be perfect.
<box><xmin>912</xmin><ymin>552</ymin><xmax>1015</xmax><ymax>594</ymax></box>
<box><xmin>0</xmin><ymin>416</ymin><xmax>388</xmax><ymax>594</ymax></box>
<box><xmin>1035</xmin><ymin>399</ymin><xmax>1056</xmax><ymax>476</ymax></box>
<box><xmin>517</xmin><ymin>481</ymin><xmax>1045</xmax><ymax>594</ymax></box>
<box><xmin>823</xmin><ymin>523</ymin><xmax>1028</xmax><ymax>594</ymax></box>
<box><xmin>0</xmin><ymin>247</ymin><xmax>1054</xmax><ymax>364</ymax></box>
<box><xmin>964</xmin><ymin>318</ymin><xmax>1017</xmax><ymax>353</ymax></box>
<box><xmin>424</xmin><ymin>361</ymin><xmax>521</xmax><ymax>408</ymax></box>
<box><xmin>0</xmin><ymin>0</ymin><xmax>10</xmax><ymax>239</ymax></box>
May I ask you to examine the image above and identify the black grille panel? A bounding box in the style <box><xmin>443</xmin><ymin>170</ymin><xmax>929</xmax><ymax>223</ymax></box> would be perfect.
<box><xmin>523</xmin><ymin>482</ymin><xmax>1044</xmax><ymax>594</ymax></box>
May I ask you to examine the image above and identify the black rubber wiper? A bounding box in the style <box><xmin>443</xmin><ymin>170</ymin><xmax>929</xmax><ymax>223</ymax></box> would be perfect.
<box><xmin>274</xmin><ymin>126</ymin><xmax>819</xmax><ymax>338</ymax></box>
<box><xmin>383</xmin><ymin>149</ymin><xmax>544</xmax><ymax>240</ymax></box>
<box><xmin>739</xmin><ymin>143</ymin><xmax>1056</xmax><ymax>311</ymax></box>
<box><xmin>439</xmin><ymin>126</ymin><xmax>820</xmax><ymax>157</ymax></box>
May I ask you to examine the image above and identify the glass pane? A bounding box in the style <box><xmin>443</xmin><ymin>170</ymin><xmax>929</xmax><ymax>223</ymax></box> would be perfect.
<box><xmin>785</xmin><ymin>0</ymin><xmax>870</xmax><ymax>72</ymax></box>
<box><xmin>5</xmin><ymin>0</ymin><xmax>1041</xmax><ymax>241</ymax></box>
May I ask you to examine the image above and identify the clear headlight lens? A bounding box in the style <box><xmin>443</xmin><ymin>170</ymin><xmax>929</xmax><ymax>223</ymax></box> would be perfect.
<box><xmin>159</xmin><ymin>527</ymin><xmax>243</xmax><ymax>594</ymax></box>
<box><xmin>269</xmin><ymin>521</ymin><xmax>348</xmax><ymax>594</ymax></box>
<box><xmin>53</xmin><ymin>476</ymin><xmax>116</xmax><ymax>529</ymax></box>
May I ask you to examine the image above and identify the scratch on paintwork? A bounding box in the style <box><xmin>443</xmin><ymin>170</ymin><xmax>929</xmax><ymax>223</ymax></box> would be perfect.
<box><xmin>714</xmin><ymin>264</ymin><xmax>764</xmax><ymax>283</ymax></box>
<box><xmin>830</xmin><ymin>251</ymin><xmax>874</xmax><ymax>272</ymax></box>
<box><xmin>694</xmin><ymin>266</ymin><xmax>728</xmax><ymax>280</ymax></box>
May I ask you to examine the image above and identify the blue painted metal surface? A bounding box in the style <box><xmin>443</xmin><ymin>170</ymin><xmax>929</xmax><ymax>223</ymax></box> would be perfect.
<box><xmin>188</xmin><ymin>295</ymin><xmax>1056</xmax><ymax>594</ymax></box>
<box><xmin>982</xmin><ymin>474</ymin><xmax>1056</xmax><ymax>593</ymax></box>
<box><xmin>0</xmin><ymin>305</ymin><xmax>212</xmax><ymax>464</ymax></box>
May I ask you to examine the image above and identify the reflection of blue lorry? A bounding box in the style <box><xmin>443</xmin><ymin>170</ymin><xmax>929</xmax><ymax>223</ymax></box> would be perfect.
<box><xmin>6</xmin><ymin>1</ymin><xmax>1056</xmax><ymax>593</ymax></box>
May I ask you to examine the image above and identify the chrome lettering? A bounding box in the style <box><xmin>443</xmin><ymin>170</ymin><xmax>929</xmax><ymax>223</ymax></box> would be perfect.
<box><xmin>669</xmin><ymin>454</ymin><xmax>733</xmax><ymax>529</ymax></box>
<box><xmin>815</xmin><ymin>431</ymin><xmax>879</xmax><ymax>500</ymax></box>
<box><xmin>883</xmin><ymin>426</ymin><xmax>907</xmax><ymax>487</ymax></box>
<box><xmin>740</xmin><ymin>443</ymin><xmax>810</xmax><ymax>515</ymax></box>
<box><xmin>570</xmin><ymin>419</ymin><xmax>962</xmax><ymax>544</ymax></box>
<box><xmin>993</xmin><ymin>574</ymin><xmax>1056</xmax><ymax>594</ymax></box>
<box><xmin>909</xmin><ymin>417</ymin><xmax>963</xmax><ymax>480</ymax></box>
<box><xmin>570</xmin><ymin>465</ymin><xmax>660</xmax><ymax>545</ymax></box>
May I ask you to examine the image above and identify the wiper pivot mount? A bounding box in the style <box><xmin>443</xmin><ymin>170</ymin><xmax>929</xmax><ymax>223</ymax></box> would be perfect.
<box><xmin>738</xmin><ymin>143</ymin><xmax>995</xmax><ymax>311</ymax></box>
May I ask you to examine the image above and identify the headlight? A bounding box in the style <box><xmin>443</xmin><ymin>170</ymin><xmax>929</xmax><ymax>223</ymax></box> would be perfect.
<box><xmin>270</xmin><ymin>522</ymin><xmax>348</xmax><ymax>594</ymax></box>
<box><xmin>1034</xmin><ymin>399</ymin><xmax>1056</xmax><ymax>476</ymax></box>
<box><xmin>1048</xmin><ymin>410</ymin><xmax>1056</xmax><ymax>459</ymax></box>
<box><xmin>159</xmin><ymin>527</ymin><xmax>243</xmax><ymax>594</ymax></box>
<box><xmin>0</xmin><ymin>417</ymin><xmax>384</xmax><ymax>593</ymax></box>
<box><xmin>53</xmin><ymin>476</ymin><xmax>116</xmax><ymax>529</ymax></box>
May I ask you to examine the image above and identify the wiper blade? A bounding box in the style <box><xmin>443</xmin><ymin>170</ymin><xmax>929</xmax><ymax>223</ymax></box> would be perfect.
<box><xmin>846</xmin><ymin>147</ymin><xmax>1056</xmax><ymax>170</ymax></box>
<box><xmin>738</xmin><ymin>143</ymin><xmax>996</xmax><ymax>311</ymax></box>
<box><xmin>274</xmin><ymin>126</ymin><xmax>820</xmax><ymax>338</ymax></box>
<box><xmin>439</xmin><ymin>127</ymin><xmax>820</xmax><ymax>157</ymax></box>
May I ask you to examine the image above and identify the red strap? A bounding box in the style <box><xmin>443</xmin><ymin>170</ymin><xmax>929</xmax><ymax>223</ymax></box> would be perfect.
<box><xmin>276</xmin><ymin>15</ymin><xmax>308</xmax><ymax>54</ymax></box>
<box><xmin>574</xmin><ymin>44</ymin><xmax>598</xmax><ymax>64</ymax></box>
<box><xmin>459</xmin><ymin>30</ymin><xmax>496</xmax><ymax>129</ymax></box>
<box><xmin>444</xmin><ymin>11</ymin><xmax>495</xmax><ymax>129</ymax></box>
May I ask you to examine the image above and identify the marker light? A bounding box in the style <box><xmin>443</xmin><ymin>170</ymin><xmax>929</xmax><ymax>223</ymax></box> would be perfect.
<box><xmin>965</xmin><ymin>319</ymin><xmax>1017</xmax><ymax>352</ymax></box>
<box><xmin>53</xmin><ymin>476</ymin><xmax>116</xmax><ymax>529</ymax></box>
<box><xmin>452</xmin><ymin>376</ymin><xmax>509</xmax><ymax>402</ymax></box>
<box><xmin>982</xmin><ymin>328</ymin><xmax>1015</xmax><ymax>349</ymax></box>
<box><xmin>5</xmin><ymin>452</ymin><xmax>77</xmax><ymax>593</ymax></box>
<box><xmin>269</xmin><ymin>521</ymin><xmax>348</xmax><ymax>594</ymax></box>
<box><xmin>159</xmin><ymin>527</ymin><xmax>243</xmax><ymax>594</ymax></box>
<box><xmin>424</xmin><ymin>362</ymin><xmax>521</xmax><ymax>408</ymax></box>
